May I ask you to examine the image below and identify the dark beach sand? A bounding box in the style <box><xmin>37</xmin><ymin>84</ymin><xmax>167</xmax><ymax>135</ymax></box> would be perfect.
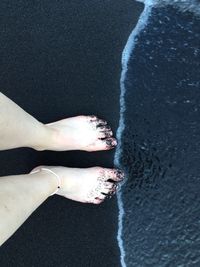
<box><xmin>0</xmin><ymin>1</ymin><xmax>143</xmax><ymax>266</ymax></box>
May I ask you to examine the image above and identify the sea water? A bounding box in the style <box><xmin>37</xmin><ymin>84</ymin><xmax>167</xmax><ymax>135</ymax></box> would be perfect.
<box><xmin>115</xmin><ymin>1</ymin><xmax>200</xmax><ymax>266</ymax></box>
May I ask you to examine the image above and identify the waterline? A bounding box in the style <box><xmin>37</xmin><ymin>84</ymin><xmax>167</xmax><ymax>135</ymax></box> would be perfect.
<box><xmin>114</xmin><ymin>2</ymin><xmax>153</xmax><ymax>266</ymax></box>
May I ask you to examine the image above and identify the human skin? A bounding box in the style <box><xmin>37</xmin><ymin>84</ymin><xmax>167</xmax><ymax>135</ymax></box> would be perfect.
<box><xmin>0</xmin><ymin>92</ymin><xmax>124</xmax><ymax>246</ymax></box>
<box><xmin>0</xmin><ymin>92</ymin><xmax>117</xmax><ymax>152</ymax></box>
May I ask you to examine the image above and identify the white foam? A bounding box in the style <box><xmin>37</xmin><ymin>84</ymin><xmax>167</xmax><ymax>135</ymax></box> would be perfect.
<box><xmin>138</xmin><ymin>0</ymin><xmax>200</xmax><ymax>16</ymax></box>
<box><xmin>114</xmin><ymin>2</ymin><xmax>153</xmax><ymax>266</ymax></box>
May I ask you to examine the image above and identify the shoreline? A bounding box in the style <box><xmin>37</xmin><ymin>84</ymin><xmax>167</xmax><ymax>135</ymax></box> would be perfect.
<box><xmin>115</xmin><ymin>3</ymin><xmax>153</xmax><ymax>265</ymax></box>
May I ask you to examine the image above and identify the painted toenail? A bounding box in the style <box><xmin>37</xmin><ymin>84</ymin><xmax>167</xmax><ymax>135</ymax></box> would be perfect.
<box><xmin>116</xmin><ymin>169</ymin><xmax>124</xmax><ymax>175</ymax></box>
<box><xmin>98</xmin><ymin>119</ymin><xmax>107</xmax><ymax>125</ymax></box>
<box><xmin>104</xmin><ymin>132</ymin><xmax>113</xmax><ymax>137</ymax></box>
<box><xmin>114</xmin><ymin>170</ymin><xmax>125</xmax><ymax>180</ymax></box>
<box><xmin>106</xmin><ymin>139</ymin><xmax>112</xmax><ymax>146</ymax></box>
<box><xmin>106</xmin><ymin>138</ymin><xmax>117</xmax><ymax>147</ymax></box>
<box><xmin>114</xmin><ymin>184</ymin><xmax>119</xmax><ymax>189</ymax></box>
<box><xmin>105</xmin><ymin>125</ymin><xmax>111</xmax><ymax>131</ymax></box>
<box><xmin>112</xmin><ymin>139</ymin><xmax>117</xmax><ymax>146</ymax></box>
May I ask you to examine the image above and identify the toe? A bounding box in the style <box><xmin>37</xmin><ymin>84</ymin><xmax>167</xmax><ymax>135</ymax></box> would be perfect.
<box><xmin>87</xmin><ymin>115</ymin><xmax>98</xmax><ymax>122</ymax></box>
<box><xmin>96</xmin><ymin>119</ymin><xmax>108</xmax><ymax>126</ymax></box>
<box><xmin>110</xmin><ymin>184</ymin><xmax>118</xmax><ymax>194</ymax></box>
<box><xmin>104</xmin><ymin>182</ymin><xmax>114</xmax><ymax>189</ymax></box>
<box><xmin>112</xmin><ymin>169</ymin><xmax>125</xmax><ymax>181</ymax></box>
<box><xmin>97</xmin><ymin>125</ymin><xmax>112</xmax><ymax>131</ymax></box>
<box><xmin>101</xmin><ymin>188</ymin><xmax>117</xmax><ymax>199</ymax></box>
<box><xmin>87</xmin><ymin>116</ymin><xmax>108</xmax><ymax>126</ymax></box>
<box><xmin>89</xmin><ymin>138</ymin><xmax>117</xmax><ymax>151</ymax></box>
<box><xmin>93</xmin><ymin>197</ymin><xmax>105</xmax><ymax>205</ymax></box>
<box><xmin>102</xmin><ymin>168</ymin><xmax>125</xmax><ymax>182</ymax></box>
<box><xmin>101</xmin><ymin>188</ymin><xmax>111</xmax><ymax>195</ymax></box>
<box><xmin>98</xmin><ymin>131</ymin><xmax>113</xmax><ymax>138</ymax></box>
<box><xmin>104</xmin><ymin>138</ymin><xmax>117</xmax><ymax>148</ymax></box>
<box><xmin>102</xmin><ymin>183</ymin><xmax>118</xmax><ymax>195</ymax></box>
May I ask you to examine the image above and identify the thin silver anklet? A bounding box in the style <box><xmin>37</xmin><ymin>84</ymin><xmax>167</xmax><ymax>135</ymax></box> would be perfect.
<box><xmin>30</xmin><ymin>167</ymin><xmax>61</xmax><ymax>196</ymax></box>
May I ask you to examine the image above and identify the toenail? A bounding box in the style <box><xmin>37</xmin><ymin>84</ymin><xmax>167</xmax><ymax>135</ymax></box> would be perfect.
<box><xmin>114</xmin><ymin>184</ymin><xmax>119</xmax><ymax>190</ymax></box>
<box><xmin>115</xmin><ymin>169</ymin><xmax>125</xmax><ymax>178</ymax></box>
<box><xmin>112</xmin><ymin>139</ymin><xmax>117</xmax><ymax>146</ymax></box>
<box><xmin>104</xmin><ymin>132</ymin><xmax>112</xmax><ymax>137</ymax></box>
<box><xmin>106</xmin><ymin>138</ymin><xmax>117</xmax><ymax>147</ymax></box>
<box><xmin>118</xmin><ymin>170</ymin><xmax>124</xmax><ymax>176</ymax></box>
<box><xmin>98</xmin><ymin>125</ymin><xmax>108</xmax><ymax>130</ymax></box>
<box><xmin>105</xmin><ymin>125</ymin><xmax>111</xmax><ymax>131</ymax></box>
<box><xmin>106</xmin><ymin>139</ymin><xmax>112</xmax><ymax>146</ymax></box>
<box><xmin>98</xmin><ymin>119</ymin><xmax>107</xmax><ymax>124</ymax></box>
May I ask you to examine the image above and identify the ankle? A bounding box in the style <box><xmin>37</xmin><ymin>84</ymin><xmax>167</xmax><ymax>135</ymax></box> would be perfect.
<box><xmin>31</xmin><ymin>123</ymin><xmax>58</xmax><ymax>151</ymax></box>
<box><xmin>29</xmin><ymin>168</ymin><xmax>58</xmax><ymax>197</ymax></box>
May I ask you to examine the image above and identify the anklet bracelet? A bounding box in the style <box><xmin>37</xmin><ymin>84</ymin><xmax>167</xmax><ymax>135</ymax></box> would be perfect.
<box><xmin>30</xmin><ymin>168</ymin><xmax>61</xmax><ymax>196</ymax></box>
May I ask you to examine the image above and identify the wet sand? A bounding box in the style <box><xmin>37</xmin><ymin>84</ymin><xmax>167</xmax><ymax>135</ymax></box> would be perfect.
<box><xmin>0</xmin><ymin>1</ymin><xmax>143</xmax><ymax>266</ymax></box>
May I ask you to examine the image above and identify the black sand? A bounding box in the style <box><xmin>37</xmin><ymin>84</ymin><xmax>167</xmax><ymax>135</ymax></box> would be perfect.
<box><xmin>0</xmin><ymin>1</ymin><xmax>143</xmax><ymax>266</ymax></box>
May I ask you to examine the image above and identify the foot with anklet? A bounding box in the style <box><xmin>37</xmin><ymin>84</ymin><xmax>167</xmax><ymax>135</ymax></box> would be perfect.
<box><xmin>31</xmin><ymin>166</ymin><xmax>124</xmax><ymax>204</ymax></box>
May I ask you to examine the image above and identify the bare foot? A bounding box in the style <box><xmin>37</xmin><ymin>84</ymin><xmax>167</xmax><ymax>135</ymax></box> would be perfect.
<box><xmin>42</xmin><ymin>115</ymin><xmax>117</xmax><ymax>152</ymax></box>
<box><xmin>31</xmin><ymin>166</ymin><xmax>125</xmax><ymax>204</ymax></box>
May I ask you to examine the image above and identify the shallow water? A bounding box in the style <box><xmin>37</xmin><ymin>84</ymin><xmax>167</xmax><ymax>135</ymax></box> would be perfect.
<box><xmin>116</xmin><ymin>2</ymin><xmax>200</xmax><ymax>266</ymax></box>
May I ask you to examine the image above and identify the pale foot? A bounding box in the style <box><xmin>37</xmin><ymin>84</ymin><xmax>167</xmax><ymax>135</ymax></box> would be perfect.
<box><xmin>40</xmin><ymin>115</ymin><xmax>117</xmax><ymax>152</ymax></box>
<box><xmin>31</xmin><ymin>166</ymin><xmax>125</xmax><ymax>204</ymax></box>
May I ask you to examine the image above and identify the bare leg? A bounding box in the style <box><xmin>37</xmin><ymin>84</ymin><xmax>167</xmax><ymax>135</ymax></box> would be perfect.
<box><xmin>0</xmin><ymin>92</ymin><xmax>50</xmax><ymax>150</ymax></box>
<box><xmin>0</xmin><ymin>92</ymin><xmax>117</xmax><ymax>151</ymax></box>
<box><xmin>0</xmin><ymin>170</ymin><xmax>56</xmax><ymax>246</ymax></box>
<box><xmin>0</xmin><ymin>166</ymin><xmax>124</xmax><ymax>246</ymax></box>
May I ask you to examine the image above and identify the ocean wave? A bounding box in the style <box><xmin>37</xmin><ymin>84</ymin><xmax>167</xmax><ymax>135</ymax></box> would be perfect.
<box><xmin>137</xmin><ymin>0</ymin><xmax>200</xmax><ymax>16</ymax></box>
